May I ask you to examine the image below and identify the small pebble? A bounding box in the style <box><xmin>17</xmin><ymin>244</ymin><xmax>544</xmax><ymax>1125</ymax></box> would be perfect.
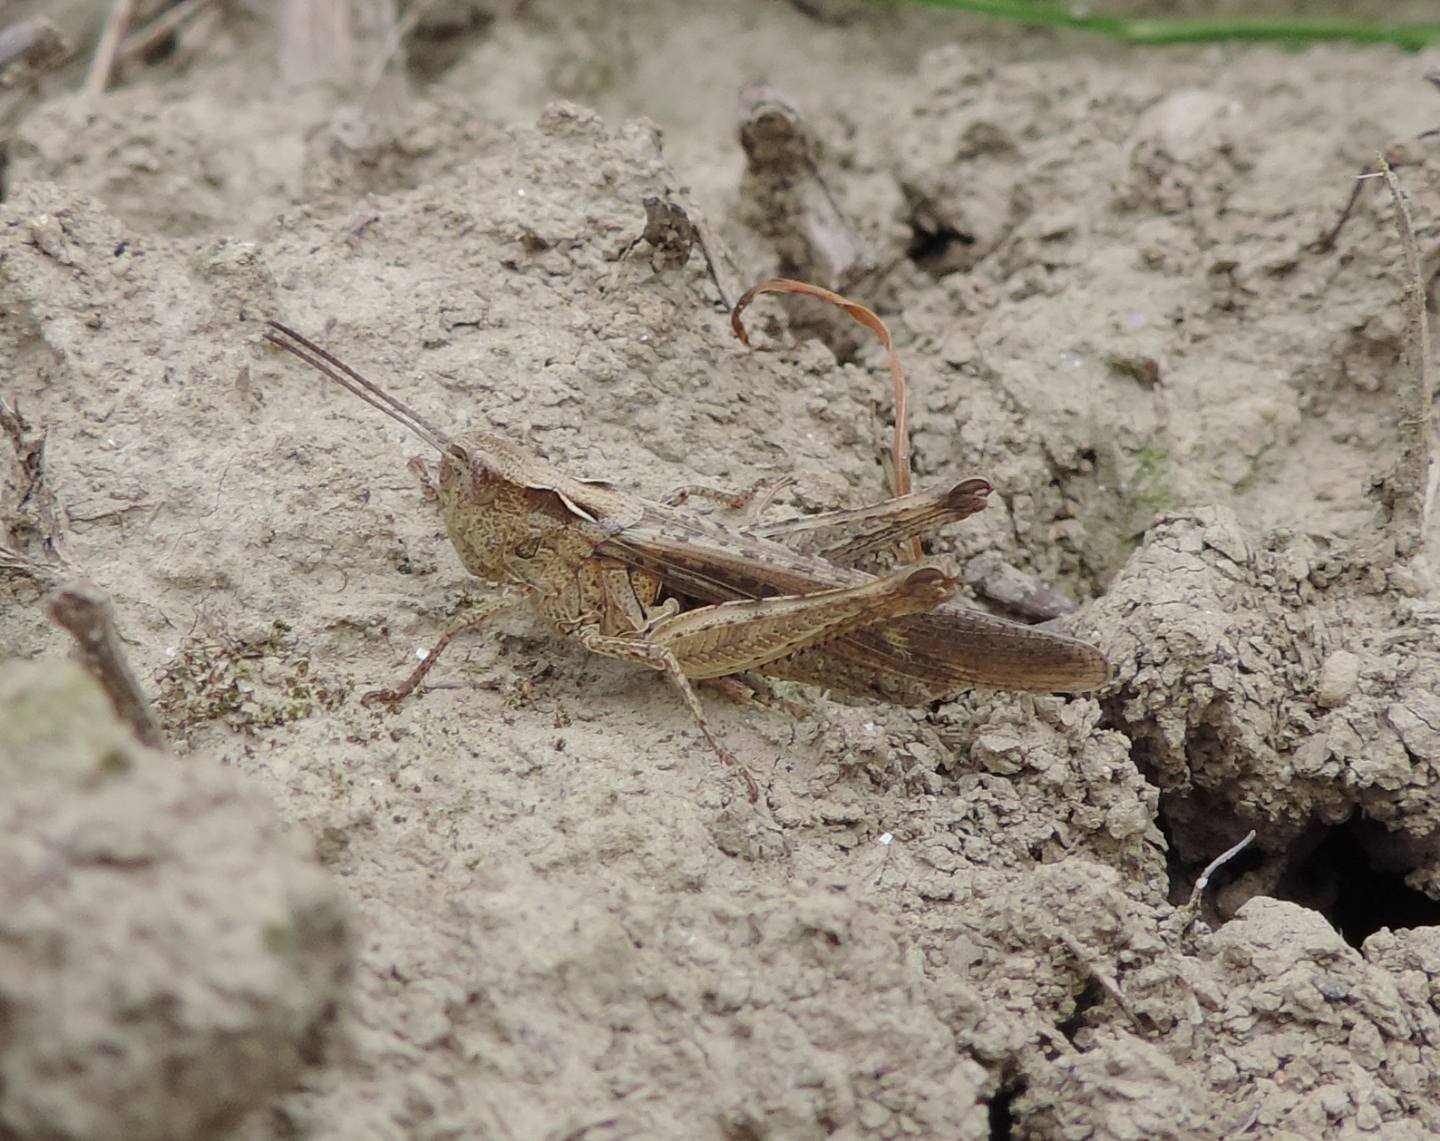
<box><xmin>1316</xmin><ymin>650</ymin><xmax>1359</xmax><ymax>709</ymax></box>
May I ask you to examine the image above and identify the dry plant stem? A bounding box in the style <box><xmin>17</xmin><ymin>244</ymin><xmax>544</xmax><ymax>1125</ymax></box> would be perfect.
<box><xmin>1378</xmin><ymin>157</ymin><xmax>1435</xmax><ymax>550</ymax></box>
<box><xmin>730</xmin><ymin>278</ymin><xmax>920</xmax><ymax>560</ymax></box>
<box><xmin>737</xmin><ymin>84</ymin><xmax>871</xmax><ymax>291</ymax></box>
<box><xmin>1315</xmin><ymin>167</ymin><xmax>1372</xmax><ymax>252</ymax></box>
<box><xmin>1186</xmin><ymin>829</ymin><xmax>1256</xmax><ymax>916</ymax></box>
<box><xmin>693</xmin><ymin>227</ymin><xmax>734</xmax><ymax>314</ymax></box>
<box><xmin>1316</xmin><ymin>73</ymin><xmax>1439</xmax><ymax>251</ymax></box>
<box><xmin>1</xmin><ymin>395</ymin><xmax>66</xmax><ymax>562</ymax></box>
<box><xmin>83</xmin><ymin>0</ymin><xmax>136</xmax><ymax>97</ymax></box>
<box><xmin>47</xmin><ymin>581</ymin><xmax>165</xmax><ymax>750</ymax></box>
<box><xmin>364</xmin><ymin>0</ymin><xmax>432</xmax><ymax>89</ymax></box>
<box><xmin>1057</xmin><ymin>928</ymin><xmax>1141</xmax><ymax>1029</ymax></box>
<box><xmin>0</xmin><ymin>544</ymin><xmax>61</xmax><ymax>593</ymax></box>
<box><xmin>279</xmin><ymin>0</ymin><xmax>354</xmax><ymax>86</ymax></box>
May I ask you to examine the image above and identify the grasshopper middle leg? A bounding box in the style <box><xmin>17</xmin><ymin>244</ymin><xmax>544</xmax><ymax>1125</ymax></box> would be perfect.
<box><xmin>578</xmin><ymin>629</ymin><xmax>762</xmax><ymax>802</ymax></box>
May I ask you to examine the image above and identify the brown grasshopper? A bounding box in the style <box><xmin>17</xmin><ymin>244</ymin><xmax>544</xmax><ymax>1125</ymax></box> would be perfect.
<box><xmin>263</xmin><ymin>321</ymin><xmax>1108</xmax><ymax>801</ymax></box>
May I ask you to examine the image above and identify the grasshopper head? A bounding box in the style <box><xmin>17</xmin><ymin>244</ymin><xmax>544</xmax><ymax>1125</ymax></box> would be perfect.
<box><xmin>433</xmin><ymin>432</ymin><xmax>521</xmax><ymax>583</ymax></box>
<box><xmin>260</xmin><ymin>323</ymin><xmax>557</xmax><ymax>585</ymax></box>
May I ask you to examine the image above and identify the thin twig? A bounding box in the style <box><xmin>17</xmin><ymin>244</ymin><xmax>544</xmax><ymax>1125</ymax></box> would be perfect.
<box><xmin>1186</xmin><ymin>829</ymin><xmax>1256</xmax><ymax>914</ymax></box>
<box><xmin>1313</xmin><ymin>166</ymin><xmax>1373</xmax><ymax>253</ymax></box>
<box><xmin>1057</xmin><ymin>929</ymin><xmax>1142</xmax><ymax>1030</ymax></box>
<box><xmin>47</xmin><ymin>581</ymin><xmax>166</xmax><ymax>750</ymax></box>
<box><xmin>0</xmin><ymin>395</ymin><xmax>66</xmax><ymax>562</ymax></box>
<box><xmin>730</xmin><ymin>278</ymin><xmax>920</xmax><ymax>559</ymax></box>
<box><xmin>364</xmin><ymin>0</ymin><xmax>434</xmax><ymax>89</ymax></box>
<box><xmin>0</xmin><ymin>544</ymin><xmax>61</xmax><ymax>593</ymax></box>
<box><xmin>1377</xmin><ymin>157</ymin><xmax>1435</xmax><ymax>553</ymax></box>
<box><xmin>83</xmin><ymin>0</ymin><xmax>136</xmax><ymax>97</ymax></box>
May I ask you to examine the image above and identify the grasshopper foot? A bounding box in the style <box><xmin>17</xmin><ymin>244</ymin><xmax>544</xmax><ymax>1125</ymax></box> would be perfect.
<box><xmin>713</xmin><ymin>738</ymin><xmax>761</xmax><ymax>803</ymax></box>
<box><xmin>358</xmin><ymin>632</ymin><xmax>455</xmax><ymax>707</ymax></box>
<box><xmin>359</xmin><ymin>686</ymin><xmax>410</xmax><ymax>709</ymax></box>
<box><xmin>359</xmin><ymin>663</ymin><xmax>434</xmax><ymax>709</ymax></box>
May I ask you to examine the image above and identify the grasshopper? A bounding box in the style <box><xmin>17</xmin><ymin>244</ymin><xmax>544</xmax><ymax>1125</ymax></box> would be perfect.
<box><xmin>263</xmin><ymin>321</ymin><xmax>1108</xmax><ymax>801</ymax></box>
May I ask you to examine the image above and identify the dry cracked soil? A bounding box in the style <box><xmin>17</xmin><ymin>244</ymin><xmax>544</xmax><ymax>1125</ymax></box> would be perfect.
<box><xmin>4</xmin><ymin>2</ymin><xmax>1440</xmax><ymax>1139</ymax></box>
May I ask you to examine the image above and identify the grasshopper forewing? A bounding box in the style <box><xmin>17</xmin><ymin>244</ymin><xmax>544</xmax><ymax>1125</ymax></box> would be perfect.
<box><xmin>593</xmin><ymin>499</ymin><xmax>1109</xmax><ymax>702</ymax></box>
<box><xmin>262</xmin><ymin>320</ymin><xmax>1108</xmax><ymax>801</ymax></box>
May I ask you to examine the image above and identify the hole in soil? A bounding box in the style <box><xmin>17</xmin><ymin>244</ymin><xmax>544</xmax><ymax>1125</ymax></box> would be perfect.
<box><xmin>988</xmin><ymin>1077</ymin><xmax>1024</xmax><ymax>1141</ymax></box>
<box><xmin>1157</xmin><ymin>787</ymin><xmax>1262</xmax><ymax>908</ymax></box>
<box><xmin>403</xmin><ymin>3</ymin><xmax>496</xmax><ymax>85</ymax></box>
<box><xmin>905</xmin><ymin>199</ymin><xmax>975</xmax><ymax>276</ymax></box>
<box><xmin>1056</xmin><ymin>977</ymin><xmax>1105</xmax><ymax>1045</ymax></box>
<box><xmin>138</xmin><ymin>28</ymin><xmax>179</xmax><ymax>66</ymax></box>
<box><xmin>1146</xmin><ymin>795</ymin><xmax>1261</xmax><ymax>910</ymax></box>
<box><xmin>1160</xmin><ymin>787</ymin><xmax>1440</xmax><ymax>947</ymax></box>
<box><xmin>1182</xmin><ymin>720</ymin><xmax>1227</xmax><ymax>772</ymax></box>
<box><xmin>720</xmin><ymin>1118</ymin><xmax>763</xmax><ymax>1141</ymax></box>
<box><xmin>1273</xmin><ymin>817</ymin><xmax>1440</xmax><ymax>947</ymax></box>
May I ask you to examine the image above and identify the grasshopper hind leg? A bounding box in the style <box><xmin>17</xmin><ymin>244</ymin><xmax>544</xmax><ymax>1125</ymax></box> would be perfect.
<box><xmin>577</xmin><ymin>560</ymin><xmax>958</xmax><ymax>803</ymax></box>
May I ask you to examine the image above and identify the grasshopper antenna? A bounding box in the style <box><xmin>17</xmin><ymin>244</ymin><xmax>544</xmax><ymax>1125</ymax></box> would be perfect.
<box><xmin>264</xmin><ymin>320</ymin><xmax>453</xmax><ymax>454</ymax></box>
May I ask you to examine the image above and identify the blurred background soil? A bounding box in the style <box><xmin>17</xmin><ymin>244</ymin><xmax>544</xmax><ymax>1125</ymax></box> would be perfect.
<box><xmin>3</xmin><ymin>1</ymin><xmax>1440</xmax><ymax>1138</ymax></box>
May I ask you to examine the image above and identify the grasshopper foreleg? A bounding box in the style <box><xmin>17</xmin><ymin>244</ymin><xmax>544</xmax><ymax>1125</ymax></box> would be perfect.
<box><xmin>361</xmin><ymin>596</ymin><xmax>517</xmax><ymax>707</ymax></box>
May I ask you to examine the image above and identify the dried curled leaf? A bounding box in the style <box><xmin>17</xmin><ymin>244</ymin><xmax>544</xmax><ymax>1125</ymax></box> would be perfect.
<box><xmin>730</xmin><ymin>277</ymin><xmax>918</xmax><ymax>558</ymax></box>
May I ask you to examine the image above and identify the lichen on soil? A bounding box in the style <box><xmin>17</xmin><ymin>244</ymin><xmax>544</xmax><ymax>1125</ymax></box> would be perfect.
<box><xmin>3</xmin><ymin>2</ymin><xmax>1440</xmax><ymax>1139</ymax></box>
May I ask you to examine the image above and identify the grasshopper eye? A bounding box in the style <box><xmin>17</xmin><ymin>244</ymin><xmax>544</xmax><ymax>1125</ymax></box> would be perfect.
<box><xmin>441</xmin><ymin>446</ymin><xmax>499</xmax><ymax>505</ymax></box>
<box><xmin>513</xmin><ymin>536</ymin><xmax>541</xmax><ymax>560</ymax></box>
<box><xmin>468</xmin><ymin>465</ymin><xmax>502</xmax><ymax>506</ymax></box>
